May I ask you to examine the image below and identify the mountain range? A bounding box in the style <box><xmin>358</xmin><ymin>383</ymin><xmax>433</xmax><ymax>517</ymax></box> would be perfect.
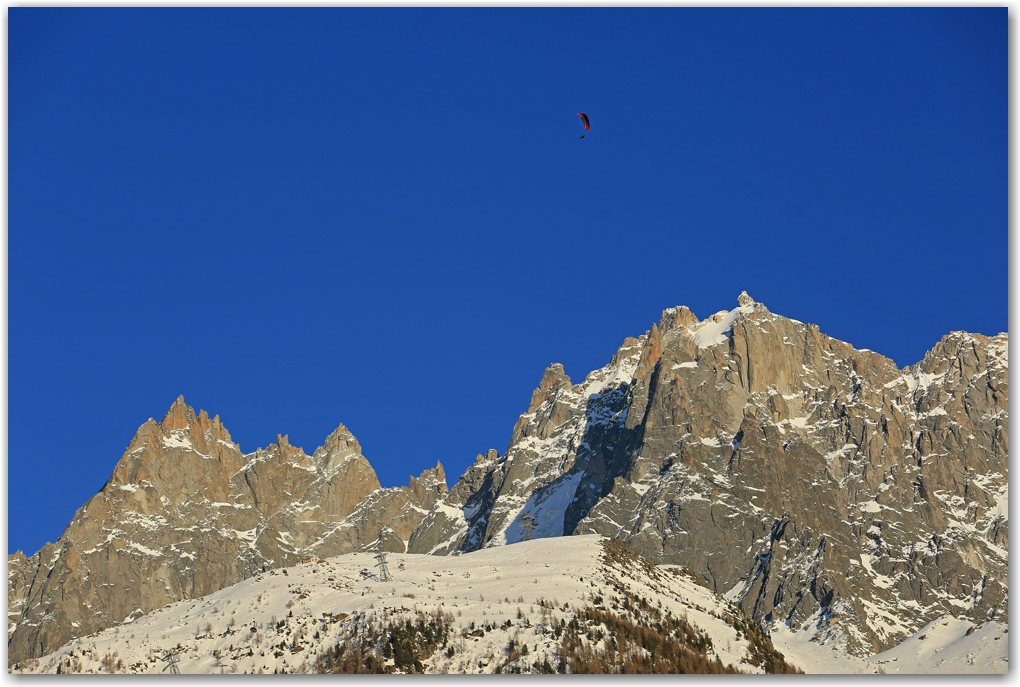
<box><xmin>8</xmin><ymin>292</ymin><xmax>1008</xmax><ymax>669</ymax></box>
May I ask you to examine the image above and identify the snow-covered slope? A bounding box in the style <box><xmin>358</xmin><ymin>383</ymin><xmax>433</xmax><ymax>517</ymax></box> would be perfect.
<box><xmin>11</xmin><ymin>536</ymin><xmax>792</xmax><ymax>674</ymax></box>
<box><xmin>12</xmin><ymin>535</ymin><xmax>1005</xmax><ymax>675</ymax></box>
<box><xmin>771</xmin><ymin>614</ymin><xmax>1008</xmax><ymax>674</ymax></box>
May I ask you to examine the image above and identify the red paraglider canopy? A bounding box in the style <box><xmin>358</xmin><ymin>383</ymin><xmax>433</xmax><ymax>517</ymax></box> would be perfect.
<box><xmin>577</xmin><ymin>112</ymin><xmax>590</xmax><ymax>132</ymax></box>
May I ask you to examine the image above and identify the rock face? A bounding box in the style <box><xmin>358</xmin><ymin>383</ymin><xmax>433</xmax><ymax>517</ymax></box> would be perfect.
<box><xmin>406</xmin><ymin>293</ymin><xmax>1008</xmax><ymax>655</ymax></box>
<box><xmin>8</xmin><ymin>293</ymin><xmax>1008</xmax><ymax>662</ymax></box>
<box><xmin>7</xmin><ymin>398</ymin><xmax>446</xmax><ymax>663</ymax></box>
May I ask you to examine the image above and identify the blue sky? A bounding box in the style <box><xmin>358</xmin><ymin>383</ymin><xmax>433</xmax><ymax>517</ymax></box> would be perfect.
<box><xmin>9</xmin><ymin>8</ymin><xmax>1006</xmax><ymax>555</ymax></box>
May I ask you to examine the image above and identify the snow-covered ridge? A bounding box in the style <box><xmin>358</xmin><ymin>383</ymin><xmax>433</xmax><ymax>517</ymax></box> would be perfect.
<box><xmin>12</xmin><ymin>536</ymin><xmax>1005</xmax><ymax>675</ymax></box>
<box><xmin>771</xmin><ymin>613</ymin><xmax>1007</xmax><ymax>674</ymax></box>
<box><xmin>10</xmin><ymin>537</ymin><xmax>766</xmax><ymax>674</ymax></box>
<box><xmin>692</xmin><ymin>304</ymin><xmax>756</xmax><ymax>348</ymax></box>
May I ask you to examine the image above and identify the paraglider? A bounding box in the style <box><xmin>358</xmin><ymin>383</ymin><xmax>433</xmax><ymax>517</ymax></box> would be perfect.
<box><xmin>577</xmin><ymin>112</ymin><xmax>590</xmax><ymax>138</ymax></box>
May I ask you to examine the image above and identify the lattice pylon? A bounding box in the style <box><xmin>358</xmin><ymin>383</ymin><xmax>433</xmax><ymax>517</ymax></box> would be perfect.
<box><xmin>161</xmin><ymin>649</ymin><xmax>182</xmax><ymax>674</ymax></box>
<box><xmin>375</xmin><ymin>551</ymin><xmax>392</xmax><ymax>582</ymax></box>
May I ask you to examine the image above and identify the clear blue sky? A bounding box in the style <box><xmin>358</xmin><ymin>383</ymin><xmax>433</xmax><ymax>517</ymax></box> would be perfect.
<box><xmin>9</xmin><ymin>8</ymin><xmax>1006</xmax><ymax>555</ymax></box>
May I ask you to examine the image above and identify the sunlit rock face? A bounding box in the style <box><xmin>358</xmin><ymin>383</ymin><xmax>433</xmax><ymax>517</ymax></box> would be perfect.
<box><xmin>7</xmin><ymin>398</ymin><xmax>446</xmax><ymax>662</ymax></box>
<box><xmin>408</xmin><ymin>293</ymin><xmax>1007</xmax><ymax>656</ymax></box>
<box><xmin>8</xmin><ymin>292</ymin><xmax>1007</xmax><ymax>661</ymax></box>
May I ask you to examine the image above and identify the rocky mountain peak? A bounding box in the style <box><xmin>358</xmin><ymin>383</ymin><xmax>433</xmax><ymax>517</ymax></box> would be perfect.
<box><xmin>7</xmin><ymin>297</ymin><xmax>1009</xmax><ymax>666</ymax></box>
<box><xmin>528</xmin><ymin>363</ymin><xmax>573</xmax><ymax>412</ymax></box>
<box><xmin>421</xmin><ymin>460</ymin><xmax>447</xmax><ymax>485</ymax></box>
<box><xmin>407</xmin><ymin>461</ymin><xmax>449</xmax><ymax>506</ymax></box>
<box><xmin>471</xmin><ymin>448</ymin><xmax>499</xmax><ymax>465</ymax></box>
<box><xmin>400</xmin><ymin>297</ymin><xmax>1008</xmax><ymax>656</ymax></box>
<box><xmin>321</xmin><ymin>422</ymin><xmax>361</xmax><ymax>454</ymax></box>
<box><xmin>266</xmin><ymin>432</ymin><xmax>315</xmax><ymax>467</ymax></box>
<box><xmin>539</xmin><ymin>363</ymin><xmax>569</xmax><ymax>389</ymax></box>
<box><xmin>159</xmin><ymin>394</ymin><xmax>194</xmax><ymax>432</ymax></box>
<box><xmin>607</xmin><ymin>337</ymin><xmax>641</xmax><ymax>369</ymax></box>
<box><xmin>312</xmin><ymin>423</ymin><xmax>371</xmax><ymax>478</ymax></box>
<box><xmin>7</xmin><ymin>399</ymin><xmax>443</xmax><ymax>662</ymax></box>
<box><xmin>659</xmin><ymin>305</ymin><xmax>698</xmax><ymax>331</ymax></box>
<box><xmin>151</xmin><ymin>396</ymin><xmax>238</xmax><ymax>460</ymax></box>
<box><xmin>195</xmin><ymin>408</ymin><xmax>232</xmax><ymax>444</ymax></box>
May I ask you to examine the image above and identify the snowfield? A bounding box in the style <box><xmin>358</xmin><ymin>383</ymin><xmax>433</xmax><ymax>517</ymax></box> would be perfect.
<box><xmin>10</xmin><ymin>535</ymin><xmax>1006</xmax><ymax>674</ymax></box>
<box><xmin>10</xmin><ymin>536</ymin><xmax>765</xmax><ymax>674</ymax></box>
<box><xmin>771</xmin><ymin>614</ymin><xmax>1008</xmax><ymax>674</ymax></box>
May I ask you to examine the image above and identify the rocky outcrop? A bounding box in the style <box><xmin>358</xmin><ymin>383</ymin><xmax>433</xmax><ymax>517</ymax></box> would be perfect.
<box><xmin>8</xmin><ymin>293</ymin><xmax>1007</xmax><ymax>662</ymax></box>
<box><xmin>7</xmin><ymin>551</ymin><xmax>35</xmax><ymax>643</ymax></box>
<box><xmin>7</xmin><ymin>398</ymin><xmax>446</xmax><ymax>663</ymax></box>
<box><xmin>405</xmin><ymin>293</ymin><xmax>1008</xmax><ymax>655</ymax></box>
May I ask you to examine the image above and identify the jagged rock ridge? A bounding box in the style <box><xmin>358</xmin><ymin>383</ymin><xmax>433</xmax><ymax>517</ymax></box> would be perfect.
<box><xmin>7</xmin><ymin>399</ymin><xmax>446</xmax><ymax>662</ymax></box>
<box><xmin>8</xmin><ymin>292</ymin><xmax>1007</xmax><ymax>661</ymax></box>
<box><xmin>405</xmin><ymin>292</ymin><xmax>1008</xmax><ymax>655</ymax></box>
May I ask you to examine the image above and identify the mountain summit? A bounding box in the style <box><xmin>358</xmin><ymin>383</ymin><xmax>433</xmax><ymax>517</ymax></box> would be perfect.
<box><xmin>8</xmin><ymin>399</ymin><xmax>446</xmax><ymax>661</ymax></box>
<box><xmin>8</xmin><ymin>294</ymin><xmax>1007</xmax><ymax>663</ymax></box>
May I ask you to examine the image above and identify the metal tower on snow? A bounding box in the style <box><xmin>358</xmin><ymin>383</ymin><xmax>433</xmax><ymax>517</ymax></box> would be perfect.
<box><xmin>375</xmin><ymin>551</ymin><xmax>392</xmax><ymax>582</ymax></box>
<box><xmin>160</xmin><ymin>649</ymin><xmax>182</xmax><ymax>674</ymax></box>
